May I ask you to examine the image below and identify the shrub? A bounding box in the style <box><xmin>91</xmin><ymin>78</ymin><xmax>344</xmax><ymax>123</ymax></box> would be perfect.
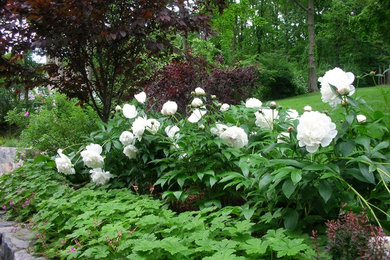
<box><xmin>326</xmin><ymin>209</ymin><xmax>389</xmax><ymax>259</ymax></box>
<box><xmin>145</xmin><ymin>57</ymin><xmax>259</xmax><ymax>115</ymax></box>
<box><xmin>254</xmin><ymin>52</ymin><xmax>307</xmax><ymax>100</ymax></box>
<box><xmin>2</xmin><ymin>88</ymin><xmax>46</xmax><ymax>135</ymax></box>
<box><xmin>18</xmin><ymin>93</ymin><xmax>99</xmax><ymax>155</ymax></box>
<box><xmin>203</xmin><ymin>66</ymin><xmax>260</xmax><ymax>105</ymax></box>
<box><xmin>145</xmin><ymin>59</ymin><xmax>208</xmax><ymax>115</ymax></box>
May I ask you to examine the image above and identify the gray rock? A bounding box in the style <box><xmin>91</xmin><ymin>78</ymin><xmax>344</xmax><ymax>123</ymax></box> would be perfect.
<box><xmin>14</xmin><ymin>250</ymin><xmax>45</xmax><ymax>260</ymax></box>
<box><xmin>0</xmin><ymin>222</ymin><xmax>17</xmax><ymax>228</ymax></box>
<box><xmin>4</xmin><ymin>232</ymin><xmax>32</xmax><ymax>250</ymax></box>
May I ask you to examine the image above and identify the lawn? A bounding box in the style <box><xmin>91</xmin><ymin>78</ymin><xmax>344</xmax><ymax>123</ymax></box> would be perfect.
<box><xmin>275</xmin><ymin>85</ymin><xmax>390</xmax><ymax>113</ymax></box>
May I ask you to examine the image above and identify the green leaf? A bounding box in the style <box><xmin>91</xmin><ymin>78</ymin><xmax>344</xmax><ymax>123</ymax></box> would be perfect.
<box><xmin>218</xmin><ymin>171</ymin><xmax>243</xmax><ymax>183</ymax></box>
<box><xmin>338</xmin><ymin>140</ymin><xmax>355</xmax><ymax>156</ymax></box>
<box><xmin>282</xmin><ymin>179</ymin><xmax>295</xmax><ymax>199</ymax></box>
<box><xmin>359</xmin><ymin>163</ymin><xmax>376</xmax><ymax>184</ymax></box>
<box><xmin>209</xmin><ymin>176</ymin><xmax>218</xmax><ymax>188</ymax></box>
<box><xmin>173</xmin><ymin>191</ymin><xmax>183</xmax><ymax>200</ymax></box>
<box><xmin>355</xmin><ymin>136</ymin><xmax>370</xmax><ymax>150</ymax></box>
<box><xmin>259</xmin><ymin>173</ymin><xmax>273</xmax><ymax>190</ymax></box>
<box><xmin>273</xmin><ymin>238</ymin><xmax>312</xmax><ymax>258</ymax></box>
<box><xmin>242</xmin><ymin>239</ymin><xmax>268</xmax><ymax>255</ymax></box>
<box><xmin>239</xmin><ymin>158</ymin><xmax>250</xmax><ymax>177</ymax></box>
<box><xmin>160</xmin><ymin>237</ymin><xmax>188</xmax><ymax>255</ymax></box>
<box><xmin>318</xmin><ymin>180</ymin><xmax>332</xmax><ymax>203</ymax></box>
<box><xmin>347</xmin><ymin>96</ymin><xmax>358</xmax><ymax>107</ymax></box>
<box><xmin>270</xmin><ymin>159</ymin><xmax>305</xmax><ymax>168</ymax></box>
<box><xmin>105</xmin><ymin>141</ymin><xmax>112</xmax><ymax>153</ymax></box>
<box><xmin>290</xmin><ymin>171</ymin><xmax>302</xmax><ymax>185</ymax></box>
<box><xmin>303</xmin><ymin>164</ymin><xmax>325</xmax><ymax>171</ymax></box>
<box><xmin>113</xmin><ymin>140</ymin><xmax>122</xmax><ymax>150</ymax></box>
<box><xmin>346</xmin><ymin>113</ymin><xmax>355</xmax><ymax>125</ymax></box>
<box><xmin>177</xmin><ymin>176</ymin><xmax>186</xmax><ymax>188</ymax></box>
<box><xmin>283</xmin><ymin>209</ymin><xmax>299</xmax><ymax>230</ymax></box>
<box><xmin>241</xmin><ymin>206</ymin><xmax>255</xmax><ymax>220</ymax></box>
<box><xmin>372</xmin><ymin>141</ymin><xmax>389</xmax><ymax>153</ymax></box>
<box><xmin>320</xmin><ymin>172</ymin><xmax>337</xmax><ymax>179</ymax></box>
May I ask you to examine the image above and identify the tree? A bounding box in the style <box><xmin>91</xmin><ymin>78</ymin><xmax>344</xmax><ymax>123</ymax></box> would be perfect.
<box><xmin>291</xmin><ymin>0</ymin><xmax>318</xmax><ymax>92</ymax></box>
<box><xmin>0</xmin><ymin>0</ymin><xmax>227</xmax><ymax>122</ymax></box>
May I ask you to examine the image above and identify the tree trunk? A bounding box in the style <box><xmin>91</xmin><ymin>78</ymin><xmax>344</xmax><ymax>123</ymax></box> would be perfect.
<box><xmin>307</xmin><ymin>0</ymin><xmax>318</xmax><ymax>92</ymax></box>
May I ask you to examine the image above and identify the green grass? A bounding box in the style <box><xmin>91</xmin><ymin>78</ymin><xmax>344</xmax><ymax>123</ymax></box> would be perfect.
<box><xmin>275</xmin><ymin>85</ymin><xmax>390</xmax><ymax>113</ymax></box>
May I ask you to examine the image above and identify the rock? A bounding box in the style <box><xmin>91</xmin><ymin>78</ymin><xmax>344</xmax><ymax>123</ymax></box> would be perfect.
<box><xmin>14</xmin><ymin>250</ymin><xmax>46</xmax><ymax>260</ymax></box>
<box><xmin>0</xmin><ymin>222</ymin><xmax>17</xmax><ymax>227</ymax></box>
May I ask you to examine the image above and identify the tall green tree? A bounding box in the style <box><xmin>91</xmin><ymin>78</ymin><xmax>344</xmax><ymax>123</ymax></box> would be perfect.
<box><xmin>291</xmin><ymin>0</ymin><xmax>318</xmax><ymax>92</ymax></box>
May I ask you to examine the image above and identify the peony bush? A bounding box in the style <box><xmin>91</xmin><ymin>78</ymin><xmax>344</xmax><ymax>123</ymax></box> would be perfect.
<box><xmin>53</xmin><ymin>68</ymin><xmax>390</xmax><ymax>230</ymax></box>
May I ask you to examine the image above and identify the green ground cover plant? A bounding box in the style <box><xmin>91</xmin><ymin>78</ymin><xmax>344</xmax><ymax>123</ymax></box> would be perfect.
<box><xmin>0</xmin><ymin>159</ymin><xmax>316</xmax><ymax>259</ymax></box>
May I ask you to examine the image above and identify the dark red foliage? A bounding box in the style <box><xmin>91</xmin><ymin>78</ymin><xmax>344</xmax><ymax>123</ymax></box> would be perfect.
<box><xmin>0</xmin><ymin>0</ymin><xmax>227</xmax><ymax>122</ymax></box>
<box><xmin>203</xmin><ymin>66</ymin><xmax>259</xmax><ymax>105</ymax></box>
<box><xmin>145</xmin><ymin>58</ymin><xmax>207</xmax><ymax>115</ymax></box>
<box><xmin>145</xmin><ymin>57</ymin><xmax>259</xmax><ymax>115</ymax></box>
<box><xmin>326</xmin><ymin>210</ymin><xmax>389</xmax><ymax>259</ymax></box>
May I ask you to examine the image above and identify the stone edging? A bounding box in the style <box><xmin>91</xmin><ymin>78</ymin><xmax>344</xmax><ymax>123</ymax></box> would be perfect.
<box><xmin>0</xmin><ymin>211</ymin><xmax>45</xmax><ymax>260</ymax></box>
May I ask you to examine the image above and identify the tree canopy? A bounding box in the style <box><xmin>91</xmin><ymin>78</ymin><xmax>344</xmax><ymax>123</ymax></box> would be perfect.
<box><xmin>1</xmin><ymin>0</ymin><xmax>227</xmax><ymax>121</ymax></box>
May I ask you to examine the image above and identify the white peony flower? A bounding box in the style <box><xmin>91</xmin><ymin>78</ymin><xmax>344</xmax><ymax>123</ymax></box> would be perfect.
<box><xmin>90</xmin><ymin>168</ymin><xmax>113</xmax><ymax>185</ymax></box>
<box><xmin>297</xmin><ymin>111</ymin><xmax>338</xmax><ymax>153</ymax></box>
<box><xmin>220</xmin><ymin>103</ymin><xmax>230</xmax><ymax>112</ymax></box>
<box><xmin>132</xmin><ymin>116</ymin><xmax>147</xmax><ymax>140</ymax></box>
<box><xmin>81</xmin><ymin>144</ymin><xmax>104</xmax><ymax>169</ymax></box>
<box><xmin>119</xmin><ymin>131</ymin><xmax>135</xmax><ymax>146</ymax></box>
<box><xmin>199</xmin><ymin>124</ymin><xmax>205</xmax><ymax>130</ymax></box>
<box><xmin>122</xmin><ymin>104</ymin><xmax>138</xmax><ymax>119</ymax></box>
<box><xmin>55</xmin><ymin>149</ymin><xmax>75</xmax><ymax>175</ymax></box>
<box><xmin>220</xmin><ymin>126</ymin><xmax>248</xmax><ymax>149</ymax></box>
<box><xmin>165</xmin><ymin>125</ymin><xmax>180</xmax><ymax>139</ymax></box>
<box><xmin>188</xmin><ymin>108</ymin><xmax>207</xmax><ymax>123</ymax></box>
<box><xmin>191</xmin><ymin>98</ymin><xmax>203</xmax><ymax>107</ymax></box>
<box><xmin>134</xmin><ymin>91</ymin><xmax>147</xmax><ymax>104</ymax></box>
<box><xmin>146</xmin><ymin>118</ymin><xmax>160</xmax><ymax>134</ymax></box>
<box><xmin>245</xmin><ymin>98</ymin><xmax>262</xmax><ymax>109</ymax></box>
<box><xmin>286</xmin><ymin>109</ymin><xmax>299</xmax><ymax>120</ymax></box>
<box><xmin>210</xmin><ymin>123</ymin><xmax>228</xmax><ymax>136</ymax></box>
<box><xmin>277</xmin><ymin>132</ymin><xmax>290</xmax><ymax>144</ymax></box>
<box><xmin>115</xmin><ymin>105</ymin><xmax>122</xmax><ymax>112</ymax></box>
<box><xmin>304</xmin><ymin>105</ymin><xmax>312</xmax><ymax>112</ymax></box>
<box><xmin>161</xmin><ymin>101</ymin><xmax>178</xmax><ymax>116</ymax></box>
<box><xmin>123</xmin><ymin>145</ymin><xmax>138</xmax><ymax>159</ymax></box>
<box><xmin>319</xmin><ymin>67</ymin><xmax>355</xmax><ymax>107</ymax></box>
<box><xmin>356</xmin><ymin>114</ymin><xmax>367</xmax><ymax>123</ymax></box>
<box><xmin>194</xmin><ymin>87</ymin><xmax>206</xmax><ymax>96</ymax></box>
<box><xmin>255</xmin><ymin>109</ymin><xmax>279</xmax><ymax>130</ymax></box>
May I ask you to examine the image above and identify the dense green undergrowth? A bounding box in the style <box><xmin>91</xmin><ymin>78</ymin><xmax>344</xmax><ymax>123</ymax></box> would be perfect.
<box><xmin>0</xmin><ymin>159</ymin><xmax>319</xmax><ymax>259</ymax></box>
